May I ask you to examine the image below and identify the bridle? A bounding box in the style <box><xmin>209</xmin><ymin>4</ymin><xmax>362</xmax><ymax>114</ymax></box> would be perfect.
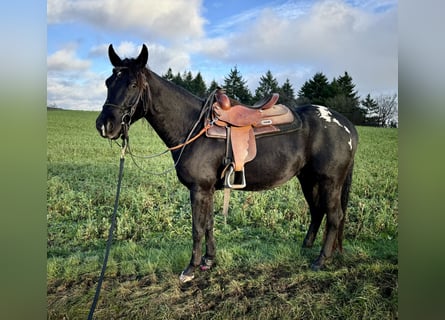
<box><xmin>102</xmin><ymin>67</ymin><xmax>151</xmax><ymax>139</ymax></box>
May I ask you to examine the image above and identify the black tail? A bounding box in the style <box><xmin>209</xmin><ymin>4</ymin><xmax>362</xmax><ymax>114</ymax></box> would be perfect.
<box><xmin>341</xmin><ymin>162</ymin><xmax>354</xmax><ymax>213</ymax></box>
<box><xmin>337</xmin><ymin>162</ymin><xmax>354</xmax><ymax>252</ymax></box>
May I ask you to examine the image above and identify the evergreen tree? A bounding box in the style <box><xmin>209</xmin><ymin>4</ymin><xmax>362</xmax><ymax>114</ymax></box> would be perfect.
<box><xmin>182</xmin><ymin>71</ymin><xmax>194</xmax><ymax>92</ymax></box>
<box><xmin>361</xmin><ymin>94</ymin><xmax>380</xmax><ymax>126</ymax></box>
<box><xmin>297</xmin><ymin>72</ymin><xmax>332</xmax><ymax>105</ymax></box>
<box><xmin>325</xmin><ymin>94</ymin><xmax>364</xmax><ymax>124</ymax></box>
<box><xmin>327</xmin><ymin>71</ymin><xmax>362</xmax><ymax>124</ymax></box>
<box><xmin>162</xmin><ymin>68</ymin><xmax>174</xmax><ymax>81</ymax></box>
<box><xmin>223</xmin><ymin>66</ymin><xmax>252</xmax><ymax>104</ymax></box>
<box><xmin>254</xmin><ymin>70</ymin><xmax>280</xmax><ymax>101</ymax></box>
<box><xmin>172</xmin><ymin>72</ymin><xmax>184</xmax><ymax>87</ymax></box>
<box><xmin>297</xmin><ymin>71</ymin><xmax>364</xmax><ymax>124</ymax></box>
<box><xmin>279</xmin><ymin>78</ymin><xmax>296</xmax><ymax>107</ymax></box>
<box><xmin>335</xmin><ymin>72</ymin><xmax>360</xmax><ymax>103</ymax></box>
<box><xmin>190</xmin><ymin>72</ymin><xmax>207</xmax><ymax>98</ymax></box>
<box><xmin>207</xmin><ymin>79</ymin><xmax>220</xmax><ymax>96</ymax></box>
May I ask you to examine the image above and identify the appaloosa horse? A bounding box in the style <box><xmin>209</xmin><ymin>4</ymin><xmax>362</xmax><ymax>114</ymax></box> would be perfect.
<box><xmin>96</xmin><ymin>44</ymin><xmax>358</xmax><ymax>282</ymax></box>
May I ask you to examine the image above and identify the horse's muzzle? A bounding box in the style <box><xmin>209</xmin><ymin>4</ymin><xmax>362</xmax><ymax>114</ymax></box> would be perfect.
<box><xmin>96</xmin><ymin>116</ymin><xmax>121</xmax><ymax>140</ymax></box>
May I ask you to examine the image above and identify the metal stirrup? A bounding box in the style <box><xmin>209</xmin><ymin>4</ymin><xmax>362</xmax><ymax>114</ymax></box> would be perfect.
<box><xmin>224</xmin><ymin>165</ymin><xmax>246</xmax><ymax>189</ymax></box>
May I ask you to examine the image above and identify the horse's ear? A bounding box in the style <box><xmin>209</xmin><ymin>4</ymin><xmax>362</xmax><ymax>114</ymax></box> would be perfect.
<box><xmin>108</xmin><ymin>44</ymin><xmax>122</xmax><ymax>67</ymax></box>
<box><xmin>136</xmin><ymin>44</ymin><xmax>149</xmax><ymax>68</ymax></box>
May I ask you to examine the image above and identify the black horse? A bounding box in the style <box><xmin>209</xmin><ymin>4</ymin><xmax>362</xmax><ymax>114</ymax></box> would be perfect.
<box><xmin>96</xmin><ymin>44</ymin><xmax>358</xmax><ymax>282</ymax></box>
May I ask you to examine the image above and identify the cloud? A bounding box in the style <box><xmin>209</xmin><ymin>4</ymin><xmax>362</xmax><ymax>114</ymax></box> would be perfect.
<box><xmin>48</xmin><ymin>43</ymin><xmax>105</xmax><ymax>110</ymax></box>
<box><xmin>147</xmin><ymin>44</ymin><xmax>191</xmax><ymax>74</ymax></box>
<box><xmin>47</xmin><ymin>0</ymin><xmax>398</xmax><ymax>110</ymax></box>
<box><xmin>47</xmin><ymin>0</ymin><xmax>206</xmax><ymax>43</ymax></box>
<box><xmin>190</xmin><ymin>38</ymin><xmax>230</xmax><ymax>59</ymax></box>
<box><xmin>206</xmin><ymin>0</ymin><xmax>397</xmax><ymax>95</ymax></box>
<box><xmin>47</xmin><ymin>41</ymin><xmax>192</xmax><ymax>110</ymax></box>
<box><xmin>47</xmin><ymin>70</ymin><xmax>106</xmax><ymax>111</ymax></box>
<box><xmin>47</xmin><ymin>45</ymin><xmax>91</xmax><ymax>71</ymax></box>
<box><xmin>92</xmin><ymin>41</ymin><xmax>192</xmax><ymax>74</ymax></box>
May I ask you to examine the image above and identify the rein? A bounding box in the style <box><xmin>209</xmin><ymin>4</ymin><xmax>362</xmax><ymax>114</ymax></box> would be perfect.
<box><xmin>168</xmin><ymin>123</ymin><xmax>211</xmax><ymax>151</ymax></box>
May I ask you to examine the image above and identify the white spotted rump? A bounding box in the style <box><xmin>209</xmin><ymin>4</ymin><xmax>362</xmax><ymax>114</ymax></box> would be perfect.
<box><xmin>315</xmin><ymin>105</ymin><xmax>353</xmax><ymax>151</ymax></box>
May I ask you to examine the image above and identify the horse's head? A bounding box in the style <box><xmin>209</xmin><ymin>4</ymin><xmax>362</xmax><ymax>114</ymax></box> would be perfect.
<box><xmin>96</xmin><ymin>44</ymin><xmax>150</xmax><ymax>140</ymax></box>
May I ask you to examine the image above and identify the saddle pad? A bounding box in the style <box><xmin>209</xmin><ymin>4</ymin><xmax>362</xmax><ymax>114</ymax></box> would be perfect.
<box><xmin>253</xmin><ymin>104</ymin><xmax>294</xmax><ymax>127</ymax></box>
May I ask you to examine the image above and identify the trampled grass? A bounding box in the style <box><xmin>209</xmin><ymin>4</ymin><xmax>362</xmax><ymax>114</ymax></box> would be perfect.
<box><xmin>47</xmin><ymin>110</ymin><xmax>398</xmax><ymax>319</ymax></box>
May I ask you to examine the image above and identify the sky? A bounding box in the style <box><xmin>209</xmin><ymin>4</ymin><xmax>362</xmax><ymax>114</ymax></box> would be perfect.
<box><xmin>47</xmin><ymin>0</ymin><xmax>398</xmax><ymax>111</ymax></box>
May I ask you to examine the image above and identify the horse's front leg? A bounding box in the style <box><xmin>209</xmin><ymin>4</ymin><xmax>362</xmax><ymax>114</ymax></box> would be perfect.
<box><xmin>201</xmin><ymin>205</ymin><xmax>216</xmax><ymax>271</ymax></box>
<box><xmin>180</xmin><ymin>187</ymin><xmax>214</xmax><ymax>283</ymax></box>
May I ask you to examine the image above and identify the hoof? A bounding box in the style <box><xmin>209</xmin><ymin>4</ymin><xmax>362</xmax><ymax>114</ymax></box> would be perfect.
<box><xmin>310</xmin><ymin>263</ymin><xmax>322</xmax><ymax>271</ymax></box>
<box><xmin>311</xmin><ymin>257</ymin><xmax>326</xmax><ymax>271</ymax></box>
<box><xmin>200</xmin><ymin>257</ymin><xmax>214</xmax><ymax>271</ymax></box>
<box><xmin>179</xmin><ymin>271</ymin><xmax>194</xmax><ymax>283</ymax></box>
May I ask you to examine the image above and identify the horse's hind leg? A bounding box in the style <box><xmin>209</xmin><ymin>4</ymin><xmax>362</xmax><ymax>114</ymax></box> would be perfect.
<box><xmin>311</xmin><ymin>181</ymin><xmax>343</xmax><ymax>271</ymax></box>
<box><xmin>298</xmin><ymin>175</ymin><xmax>324</xmax><ymax>248</ymax></box>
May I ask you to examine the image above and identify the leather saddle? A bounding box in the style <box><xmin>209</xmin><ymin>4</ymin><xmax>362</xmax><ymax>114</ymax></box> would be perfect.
<box><xmin>206</xmin><ymin>88</ymin><xmax>301</xmax><ymax>189</ymax></box>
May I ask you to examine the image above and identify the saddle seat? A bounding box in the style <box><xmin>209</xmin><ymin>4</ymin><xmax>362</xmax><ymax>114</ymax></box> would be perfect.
<box><xmin>206</xmin><ymin>89</ymin><xmax>300</xmax><ymax>189</ymax></box>
<box><xmin>216</xmin><ymin>89</ymin><xmax>279</xmax><ymax>110</ymax></box>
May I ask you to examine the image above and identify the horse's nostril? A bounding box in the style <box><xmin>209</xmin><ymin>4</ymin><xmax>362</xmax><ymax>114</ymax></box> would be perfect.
<box><xmin>96</xmin><ymin>117</ymin><xmax>115</xmax><ymax>138</ymax></box>
<box><xmin>106</xmin><ymin>121</ymin><xmax>114</xmax><ymax>132</ymax></box>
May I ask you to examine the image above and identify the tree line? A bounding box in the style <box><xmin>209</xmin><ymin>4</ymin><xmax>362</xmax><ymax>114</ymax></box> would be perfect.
<box><xmin>163</xmin><ymin>67</ymin><xmax>398</xmax><ymax>127</ymax></box>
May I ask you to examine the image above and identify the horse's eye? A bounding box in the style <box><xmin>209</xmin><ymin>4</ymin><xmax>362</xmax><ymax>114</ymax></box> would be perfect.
<box><xmin>130</xmin><ymin>82</ymin><xmax>137</xmax><ymax>89</ymax></box>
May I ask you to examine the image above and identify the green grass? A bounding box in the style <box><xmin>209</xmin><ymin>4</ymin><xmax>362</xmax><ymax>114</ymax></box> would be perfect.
<box><xmin>47</xmin><ymin>110</ymin><xmax>398</xmax><ymax>319</ymax></box>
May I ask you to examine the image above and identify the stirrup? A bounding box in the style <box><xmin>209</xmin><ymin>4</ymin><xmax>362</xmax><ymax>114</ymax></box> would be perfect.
<box><xmin>224</xmin><ymin>165</ymin><xmax>246</xmax><ymax>189</ymax></box>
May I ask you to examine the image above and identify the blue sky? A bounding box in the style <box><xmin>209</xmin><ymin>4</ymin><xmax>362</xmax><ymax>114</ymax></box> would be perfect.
<box><xmin>47</xmin><ymin>0</ymin><xmax>398</xmax><ymax>110</ymax></box>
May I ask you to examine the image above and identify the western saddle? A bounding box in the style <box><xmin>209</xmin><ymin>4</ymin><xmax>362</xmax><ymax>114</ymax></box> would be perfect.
<box><xmin>206</xmin><ymin>88</ymin><xmax>300</xmax><ymax>189</ymax></box>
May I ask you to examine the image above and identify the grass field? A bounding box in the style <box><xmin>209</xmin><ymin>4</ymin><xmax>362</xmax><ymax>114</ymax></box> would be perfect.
<box><xmin>47</xmin><ymin>110</ymin><xmax>398</xmax><ymax>319</ymax></box>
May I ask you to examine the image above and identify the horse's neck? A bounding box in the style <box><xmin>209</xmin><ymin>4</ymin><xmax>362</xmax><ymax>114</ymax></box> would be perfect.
<box><xmin>144</xmin><ymin>70</ymin><xmax>203</xmax><ymax>148</ymax></box>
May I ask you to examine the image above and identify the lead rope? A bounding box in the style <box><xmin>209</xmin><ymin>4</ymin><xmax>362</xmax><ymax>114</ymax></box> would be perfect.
<box><xmin>88</xmin><ymin>137</ymin><xmax>128</xmax><ymax>320</ymax></box>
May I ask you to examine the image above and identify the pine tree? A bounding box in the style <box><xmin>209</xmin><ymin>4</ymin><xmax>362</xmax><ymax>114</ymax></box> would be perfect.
<box><xmin>297</xmin><ymin>72</ymin><xmax>332</xmax><ymax>105</ymax></box>
<box><xmin>335</xmin><ymin>72</ymin><xmax>360</xmax><ymax>103</ymax></box>
<box><xmin>172</xmin><ymin>72</ymin><xmax>183</xmax><ymax>87</ymax></box>
<box><xmin>223</xmin><ymin>66</ymin><xmax>252</xmax><ymax>104</ymax></box>
<box><xmin>325</xmin><ymin>94</ymin><xmax>364</xmax><ymax>124</ymax></box>
<box><xmin>182</xmin><ymin>71</ymin><xmax>194</xmax><ymax>92</ymax></box>
<box><xmin>254</xmin><ymin>70</ymin><xmax>280</xmax><ymax>101</ymax></box>
<box><xmin>326</xmin><ymin>71</ymin><xmax>362</xmax><ymax>124</ymax></box>
<box><xmin>297</xmin><ymin>71</ymin><xmax>365</xmax><ymax>123</ymax></box>
<box><xmin>207</xmin><ymin>79</ymin><xmax>220</xmax><ymax>96</ymax></box>
<box><xmin>279</xmin><ymin>78</ymin><xmax>296</xmax><ymax>107</ymax></box>
<box><xmin>361</xmin><ymin>94</ymin><xmax>379</xmax><ymax>126</ymax></box>
<box><xmin>190</xmin><ymin>72</ymin><xmax>207</xmax><ymax>98</ymax></box>
<box><xmin>162</xmin><ymin>68</ymin><xmax>174</xmax><ymax>81</ymax></box>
